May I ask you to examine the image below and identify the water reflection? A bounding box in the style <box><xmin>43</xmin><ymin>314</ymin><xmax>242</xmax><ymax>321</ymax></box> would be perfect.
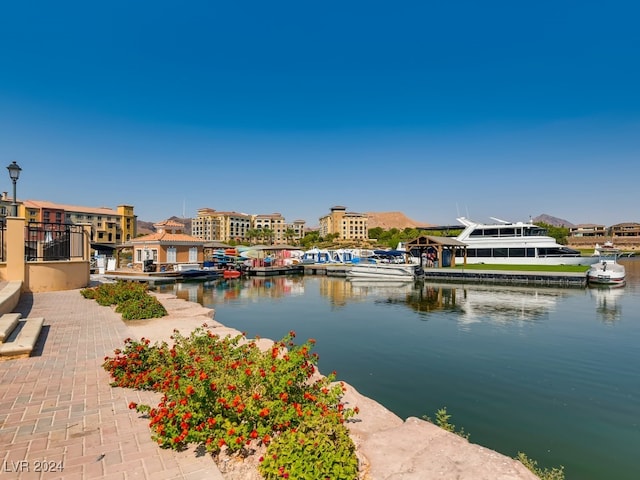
<box><xmin>588</xmin><ymin>286</ymin><xmax>624</xmax><ymax>323</ymax></box>
<box><xmin>160</xmin><ymin>276</ymin><xmax>306</xmax><ymax>306</ymax></box>
<box><xmin>160</xmin><ymin>276</ymin><xmax>584</xmax><ymax>327</ymax></box>
<box><xmin>619</xmin><ymin>257</ymin><xmax>640</xmax><ymax>294</ymax></box>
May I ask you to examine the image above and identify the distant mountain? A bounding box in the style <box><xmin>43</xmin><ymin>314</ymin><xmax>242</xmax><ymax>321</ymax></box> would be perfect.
<box><xmin>137</xmin><ymin>216</ymin><xmax>192</xmax><ymax>235</ymax></box>
<box><xmin>532</xmin><ymin>214</ymin><xmax>575</xmax><ymax>228</ymax></box>
<box><xmin>366</xmin><ymin>212</ymin><xmax>431</xmax><ymax>230</ymax></box>
<box><xmin>137</xmin><ymin>220</ymin><xmax>156</xmax><ymax>235</ymax></box>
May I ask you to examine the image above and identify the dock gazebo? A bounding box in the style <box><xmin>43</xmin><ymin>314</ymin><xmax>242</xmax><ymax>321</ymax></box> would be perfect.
<box><xmin>405</xmin><ymin>235</ymin><xmax>467</xmax><ymax>268</ymax></box>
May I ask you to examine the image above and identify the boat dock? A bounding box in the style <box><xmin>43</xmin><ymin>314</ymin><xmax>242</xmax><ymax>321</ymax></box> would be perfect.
<box><xmin>100</xmin><ymin>266</ymin><xmax>589</xmax><ymax>288</ymax></box>
<box><xmin>422</xmin><ymin>268</ymin><xmax>588</xmax><ymax>288</ymax></box>
<box><xmin>301</xmin><ymin>264</ymin><xmax>351</xmax><ymax>277</ymax></box>
<box><xmin>246</xmin><ymin>265</ymin><xmax>305</xmax><ymax>277</ymax></box>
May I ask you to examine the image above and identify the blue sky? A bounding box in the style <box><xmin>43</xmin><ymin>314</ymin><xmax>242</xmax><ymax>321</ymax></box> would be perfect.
<box><xmin>1</xmin><ymin>1</ymin><xmax>639</xmax><ymax>227</ymax></box>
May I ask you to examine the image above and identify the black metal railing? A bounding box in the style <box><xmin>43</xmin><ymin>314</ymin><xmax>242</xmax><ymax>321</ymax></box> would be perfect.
<box><xmin>25</xmin><ymin>222</ymin><xmax>85</xmax><ymax>261</ymax></box>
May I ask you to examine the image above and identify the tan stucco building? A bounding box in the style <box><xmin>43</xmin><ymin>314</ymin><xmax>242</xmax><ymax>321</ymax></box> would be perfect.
<box><xmin>319</xmin><ymin>205</ymin><xmax>368</xmax><ymax>241</ymax></box>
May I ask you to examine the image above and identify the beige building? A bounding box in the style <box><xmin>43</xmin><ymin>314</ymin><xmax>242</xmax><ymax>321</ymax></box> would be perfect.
<box><xmin>191</xmin><ymin>208</ymin><xmax>252</xmax><ymax>243</ymax></box>
<box><xmin>568</xmin><ymin>224</ymin><xmax>607</xmax><ymax>238</ymax></box>
<box><xmin>19</xmin><ymin>200</ymin><xmax>136</xmax><ymax>252</ymax></box>
<box><xmin>319</xmin><ymin>205</ymin><xmax>368</xmax><ymax>241</ymax></box>
<box><xmin>192</xmin><ymin>208</ymin><xmax>306</xmax><ymax>245</ymax></box>
<box><xmin>252</xmin><ymin>213</ymin><xmax>286</xmax><ymax>244</ymax></box>
<box><xmin>611</xmin><ymin>222</ymin><xmax>640</xmax><ymax>238</ymax></box>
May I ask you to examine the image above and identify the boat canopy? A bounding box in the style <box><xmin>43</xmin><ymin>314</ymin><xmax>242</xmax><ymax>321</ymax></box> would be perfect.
<box><xmin>373</xmin><ymin>250</ymin><xmax>407</xmax><ymax>256</ymax></box>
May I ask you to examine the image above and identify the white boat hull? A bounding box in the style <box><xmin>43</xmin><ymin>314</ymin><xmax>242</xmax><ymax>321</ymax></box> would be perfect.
<box><xmin>347</xmin><ymin>263</ymin><xmax>417</xmax><ymax>280</ymax></box>
<box><xmin>587</xmin><ymin>261</ymin><xmax>626</xmax><ymax>286</ymax></box>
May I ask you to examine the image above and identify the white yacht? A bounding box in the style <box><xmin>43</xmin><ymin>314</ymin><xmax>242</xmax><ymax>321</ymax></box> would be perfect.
<box><xmin>453</xmin><ymin>217</ymin><xmax>595</xmax><ymax>266</ymax></box>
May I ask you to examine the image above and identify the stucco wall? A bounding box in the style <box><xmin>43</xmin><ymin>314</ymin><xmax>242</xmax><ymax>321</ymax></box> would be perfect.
<box><xmin>24</xmin><ymin>261</ymin><xmax>91</xmax><ymax>293</ymax></box>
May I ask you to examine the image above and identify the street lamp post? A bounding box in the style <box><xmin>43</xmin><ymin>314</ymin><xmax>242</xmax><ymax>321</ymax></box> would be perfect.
<box><xmin>6</xmin><ymin>161</ymin><xmax>22</xmax><ymax>217</ymax></box>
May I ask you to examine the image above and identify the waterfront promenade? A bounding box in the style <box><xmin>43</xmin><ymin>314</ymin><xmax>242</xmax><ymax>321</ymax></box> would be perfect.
<box><xmin>0</xmin><ymin>287</ymin><xmax>222</xmax><ymax>480</ymax></box>
<box><xmin>0</xmin><ymin>283</ymin><xmax>537</xmax><ymax>480</ymax></box>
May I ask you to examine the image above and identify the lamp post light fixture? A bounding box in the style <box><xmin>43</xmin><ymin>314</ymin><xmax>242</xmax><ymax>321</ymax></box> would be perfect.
<box><xmin>6</xmin><ymin>161</ymin><xmax>22</xmax><ymax>217</ymax></box>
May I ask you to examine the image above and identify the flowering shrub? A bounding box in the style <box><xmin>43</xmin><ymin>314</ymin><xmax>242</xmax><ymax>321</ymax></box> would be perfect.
<box><xmin>103</xmin><ymin>328</ymin><xmax>359</xmax><ymax>479</ymax></box>
<box><xmin>81</xmin><ymin>281</ymin><xmax>167</xmax><ymax>319</ymax></box>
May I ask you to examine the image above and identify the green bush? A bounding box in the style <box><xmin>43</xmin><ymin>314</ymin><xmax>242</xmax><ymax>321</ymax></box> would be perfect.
<box><xmin>81</xmin><ymin>281</ymin><xmax>167</xmax><ymax>319</ymax></box>
<box><xmin>115</xmin><ymin>295</ymin><xmax>168</xmax><ymax>320</ymax></box>
<box><xmin>259</xmin><ymin>417</ymin><xmax>358</xmax><ymax>480</ymax></box>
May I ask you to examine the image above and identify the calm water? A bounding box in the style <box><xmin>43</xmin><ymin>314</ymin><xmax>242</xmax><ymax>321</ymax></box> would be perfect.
<box><xmin>155</xmin><ymin>259</ymin><xmax>640</xmax><ymax>480</ymax></box>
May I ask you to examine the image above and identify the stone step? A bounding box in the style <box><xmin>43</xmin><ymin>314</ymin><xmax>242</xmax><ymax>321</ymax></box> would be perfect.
<box><xmin>0</xmin><ymin>313</ymin><xmax>22</xmax><ymax>342</ymax></box>
<box><xmin>0</xmin><ymin>317</ymin><xmax>45</xmax><ymax>359</ymax></box>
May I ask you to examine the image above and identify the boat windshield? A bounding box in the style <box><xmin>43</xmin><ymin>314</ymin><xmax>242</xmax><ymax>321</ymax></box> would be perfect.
<box><xmin>523</xmin><ymin>226</ymin><xmax>547</xmax><ymax>236</ymax></box>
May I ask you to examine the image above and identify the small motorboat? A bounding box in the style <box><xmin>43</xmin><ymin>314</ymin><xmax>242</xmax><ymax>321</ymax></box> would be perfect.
<box><xmin>587</xmin><ymin>248</ymin><xmax>626</xmax><ymax>286</ymax></box>
<box><xmin>223</xmin><ymin>270</ymin><xmax>241</xmax><ymax>279</ymax></box>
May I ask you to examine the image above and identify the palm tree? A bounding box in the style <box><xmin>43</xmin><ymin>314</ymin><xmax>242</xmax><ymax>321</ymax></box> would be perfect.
<box><xmin>246</xmin><ymin>228</ymin><xmax>261</xmax><ymax>246</ymax></box>
<box><xmin>261</xmin><ymin>228</ymin><xmax>275</xmax><ymax>245</ymax></box>
<box><xmin>284</xmin><ymin>228</ymin><xmax>297</xmax><ymax>246</ymax></box>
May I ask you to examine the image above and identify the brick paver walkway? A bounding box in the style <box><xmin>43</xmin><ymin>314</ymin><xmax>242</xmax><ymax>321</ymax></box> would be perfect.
<box><xmin>0</xmin><ymin>289</ymin><xmax>223</xmax><ymax>480</ymax></box>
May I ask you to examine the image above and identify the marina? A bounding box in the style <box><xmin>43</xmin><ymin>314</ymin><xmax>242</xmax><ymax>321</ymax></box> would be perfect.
<box><xmin>104</xmin><ymin>263</ymin><xmax>592</xmax><ymax>287</ymax></box>
<box><xmin>153</xmin><ymin>257</ymin><xmax>640</xmax><ymax>480</ymax></box>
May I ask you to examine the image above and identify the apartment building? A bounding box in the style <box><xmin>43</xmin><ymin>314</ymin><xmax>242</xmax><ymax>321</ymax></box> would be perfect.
<box><xmin>191</xmin><ymin>208</ymin><xmax>252</xmax><ymax>243</ymax></box>
<box><xmin>252</xmin><ymin>213</ymin><xmax>286</xmax><ymax>244</ymax></box>
<box><xmin>20</xmin><ymin>200</ymin><xmax>137</xmax><ymax>248</ymax></box>
<box><xmin>319</xmin><ymin>205</ymin><xmax>368</xmax><ymax>241</ymax></box>
<box><xmin>192</xmin><ymin>208</ymin><xmax>307</xmax><ymax>244</ymax></box>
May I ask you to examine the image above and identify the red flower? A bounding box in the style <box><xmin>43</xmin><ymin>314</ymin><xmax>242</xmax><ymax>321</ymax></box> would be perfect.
<box><xmin>128</xmin><ymin>402</ymin><xmax>137</xmax><ymax>410</ymax></box>
<box><xmin>186</xmin><ymin>385</ymin><xmax>195</xmax><ymax>396</ymax></box>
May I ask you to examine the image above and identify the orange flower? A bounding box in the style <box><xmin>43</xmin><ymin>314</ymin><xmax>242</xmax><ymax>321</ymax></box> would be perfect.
<box><xmin>186</xmin><ymin>385</ymin><xmax>195</xmax><ymax>396</ymax></box>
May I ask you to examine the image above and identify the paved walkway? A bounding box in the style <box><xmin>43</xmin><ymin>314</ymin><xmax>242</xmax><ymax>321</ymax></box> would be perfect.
<box><xmin>0</xmin><ymin>288</ymin><xmax>223</xmax><ymax>480</ymax></box>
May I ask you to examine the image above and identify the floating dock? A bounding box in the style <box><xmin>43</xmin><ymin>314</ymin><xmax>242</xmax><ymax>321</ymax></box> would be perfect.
<box><xmin>246</xmin><ymin>265</ymin><xmax>304</xmax><ymax>277</ymax></box>
<box><xmin>100</xmin><ymin>265</ymin><xmax>588</xmax><ymax>288</ymax></box>
<box><xmin>422</xmin><ymin>268</ymin><xmax>588</xmax><ymax>288</ymax></box>
<box><xmin>301</xmin><ymin>264</ymin><xmax>351</xmax><ymax>277</ymax></box>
